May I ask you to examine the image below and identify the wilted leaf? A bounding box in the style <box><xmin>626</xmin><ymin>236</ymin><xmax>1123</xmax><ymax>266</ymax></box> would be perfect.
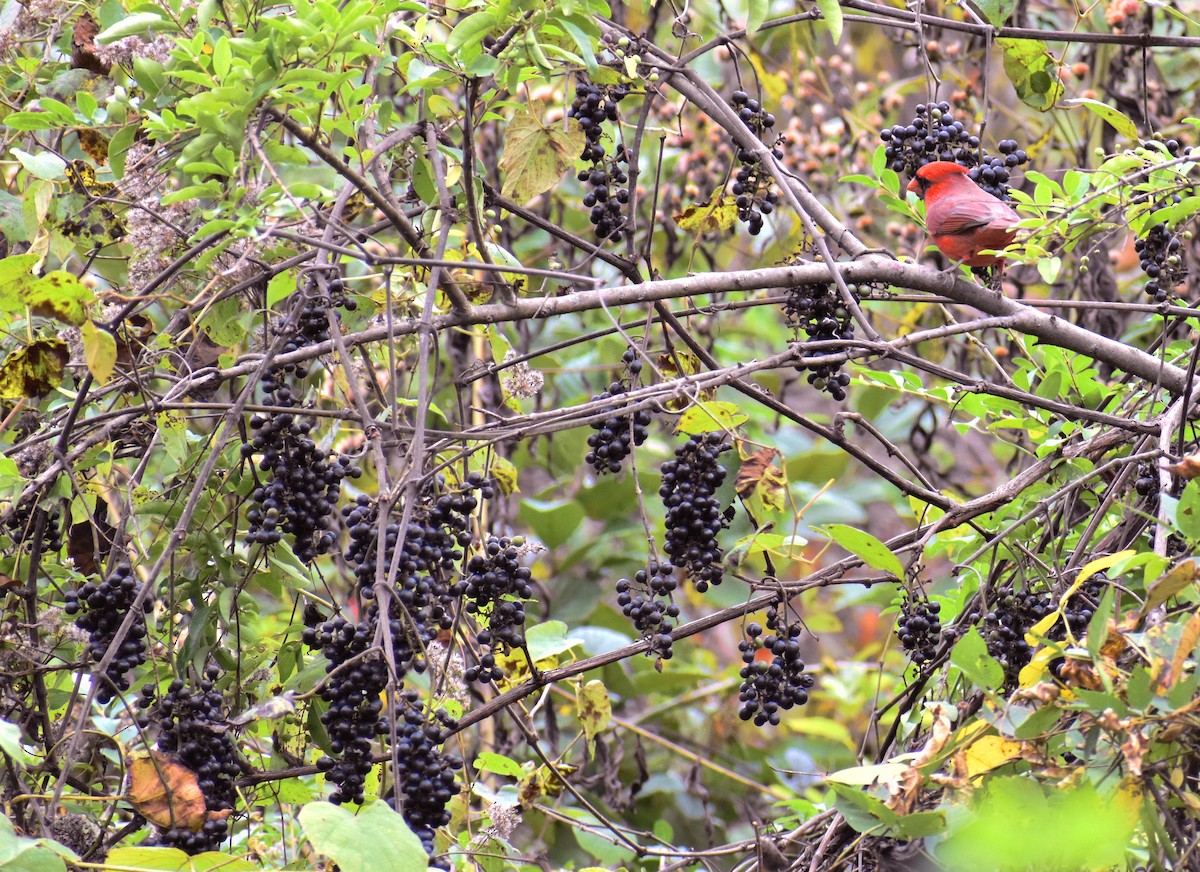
<box><xmin>735</xmin><ymin>447</ymin><xmax>786</xmax><ymax>511</ymax></box>
<box><xmin>25</xmin><ymin>271</ymin><xmax>92</xmax><ymax>325</ymax></box>
<box><xmin>578</xmin><ymin>680</ymin><xmax>611</xmax><ymax>755</ymax></box>
<box><xmin>75</xmin><ymin>128</ymin><xmax>109</xmax><ymax>164</ymax></box>
<box><xmin>71</xmin><ymin>14</ymin><xmax>110</xmax><ymax>75</ymax></box>
<box><xmin>674</xmin><ymin>197</ymin><xmax>738</xmax><ymax>234</ymax></box>
<box><xmin>657</xmin><ymin>351</ymin><xmax>703</xmax><ymax>411</ymax></box>
<box><xmin>1165</xmin><ymin>455</ymin><xmax>1200</xmax><ymax>480</ymax></box>
<box><xmin>228</xmin><ymin>692</ymin><xmax>296</xmax><ymax>726</ymax></box>
<box><xmin>54</xmin><ymin>161</ymin><xmax>125</xmax><ymax>247</ymax></box>
<box><xmin>126</xmin><ymin>750</ymin><xmax>208</xmax><ymax>831</ymax></box>
<box><xmin>0</xmin><ymin>338</ymin><xmax>68</xmax><ymax>398</ymax></box>
<box><xmin>1143</xmin><ymin>559</ymin><xmax>1198</xmax><ymax>615</ymax></box>
<box><xmin>499</xmin><ymin>103</ymin><xmax>586</xmax><ymax>203</ymax></box>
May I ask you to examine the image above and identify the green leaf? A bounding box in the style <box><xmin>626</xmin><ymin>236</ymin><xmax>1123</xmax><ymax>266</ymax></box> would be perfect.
<box><xmin>997</xmin><ymin>39</ymin><xmax>1064</xmax><ymax>111</ymax></box>
<box><xmin>523</xmin><ymin>620</ymin><xmax>582</xmax><ymax>662</ymax></box>
<box><xmin>938</xmin><ymin>778</ymin><xmax>1136</xmax><ymax>871</ymax></box>
<box><xmin>12</xmin><ymin>148</ymin><xmax>65</xmax><ymax>180</ymax></box>
<box><xmin>0</xmin><ymin>816</ymin><xmax>75</xmax><ymax>872</ymax></box>
<box><xmin>4</xmin><ymin>112</ymin><xmax>64</xmax><ymax>131</ymax></box>
<box><xmin>746</xmin><ymin>0</ymin><xmax>769</xmax><ymax>34</ymax></box>
<box><xmin>676</xmin><ymin>400</ymin><xmax>748</xmax><ymax>435</ymax></box>
<box><xmin>0</xmin><ymin>719</ymin><xmax>32</xmax><ymax>766</ymax></box>
<box><xmin>815</xmin><ymin>0</ymin><xmax>843</xmax><ymax>42</ymax></box>
<box><xmin>109</xmin><ymin>124</ymin><xmax>139</xmax><ymax>179</ymax></box>
<box><xmin>821</xmin><ymin>523</ymin><xmax>904</xmax><ymax>577</ymax></box>
<box><xmin>200</xmin><ymin>295</ymin><xmax>246</xmax><ymax>347</ymax></box>
<box><xmin>892</xmin><ymin>809</ymin><xmax>947</xmax><ymax>839</ymax></box>
<box><xmin>445</xmin><ymin>9</ymin><xmax>499</xmax><ymax>55</ymax></box>
<box><xmin>474</xmin><ymin>751</ymin><xmax>524</xmax><ymax>778</ymax></box>
<box><xmin>828</xmin><ymin>782</ymin><xmax>898</xmax><ymax>834</ymax></box>
<box><xmin>299</xmin><ymin>801</ymin><xmax>430</xmax><ymax>872</ymax></box>
<box><xmin>1062</xmin><ymin>97</ymin><xmax>1140</xmax><ymax>140</ymax></box>
<box><xmin>0</xmin><ymin>191</ymin><xmax>27</xmax><ymax>243</ymax></box>
<box><xmin>950</xmin><ymin>627</ymin><xmax>1005</xmax><ymax>691</ymax></box>
<box><xmin>267</xmin><ymin>271</ymin><xmax>295</xmax><ymax>307</ymax></box>
<box><xmin>95</xmin><ymin>11</ymin><xmax>181</xmax><ymax>43</ymax></box>
<box><xmin>103</xmin><ymin>848</ymin><xmax>256</xmax><ymax>871</ymax></box>
<box><xmin>1178</xmin><ymin>481</ymin><xmax>1200</xmax><ymax>540</ymax></box>
<box><xmin>518</xmin><ymin>498</ymin><xmax>583</xmax><ymax>550</ymax></box>
<box><xmin>973</xmin><ymin>0</ymin><xmax>1016</xmax><ymax>26</ymax></box>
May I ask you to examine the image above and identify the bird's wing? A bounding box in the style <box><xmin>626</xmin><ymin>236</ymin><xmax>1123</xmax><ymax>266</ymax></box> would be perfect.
<box><xmin>932</xmin><ymin>198</ymin><xmax>1019</xmax><ymax>236</ymax></box>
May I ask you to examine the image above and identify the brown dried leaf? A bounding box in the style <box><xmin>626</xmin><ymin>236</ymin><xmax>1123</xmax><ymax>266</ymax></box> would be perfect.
<box><xmin>735</xmin><ymin>447</ymin><xmax>786</xmax><ymax>511</ymax></box>
<box><xmin>1165</xmin><ymin>455</ymin><xmax>1200</xmax><ymax>480</ymax></box>
<box><xmin>71</xmin><ymin>15</ymin><xmax>111</xmax><ymax>76</ymax></box>
<box><xmin>126</xmin><ymin>750</ymin><xmax>207</xmax><ymax>831</ymax></box>
<box><xmin>1166</xmin><ymin>612</ymin><xmax>1200</xmax><ymax>692</ymax></box>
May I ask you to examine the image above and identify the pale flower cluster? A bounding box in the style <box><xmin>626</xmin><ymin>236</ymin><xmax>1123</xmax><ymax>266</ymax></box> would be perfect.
<box><xmin>500</xmin><ymin>351</ymin><xmax>544</xmax><ymax>399</ymax></box>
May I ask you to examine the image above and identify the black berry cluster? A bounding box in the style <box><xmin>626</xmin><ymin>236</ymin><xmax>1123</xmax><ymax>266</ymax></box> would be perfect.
<box><xmin>63</xmin><ymin>563</ymin><xmax>148</xmax><ymax>704</ymax></box>
<box><xmin>896</xmin><ymin>595</ymin><xmax>943</xmax><ymax>665</ymax></box>
<box><xmin>1135</xmin><ymin>223</ymin><xmax>1187</xmax><ymax>302</ymax></box>
<box><xmin>242</xmin><ymin>287</ymin><xmax>361</xmax><ymax>562</ymax></box>
<box><xmin>2</xmin><ymin>502</ymin><xmax>62</xmax><ymax>554</ymax></box>
<box><xmin>1058</xmin><ymin>575</ymin><xmax>1107</xmax><ymax>640</ymax></box>
<box><xmin>585</xmin><ymin>347</ymin><xmax>652</xmax><ymax>475</ymax></box>
<box><xmin>880</xmin><ymin>103</ymin><xmax>1028</xmax><ymax>200</ymax></box>
<box><xmin>615</xmin><ymin>560</ymin><xmax>679</xmax><ymax>661</ymax></box>
<box><xmin>243</xmin><ymin>411</ymin><xmax>359</xmax><ymax>562</ymax></box>
<box><xmin>137</xmin><ymin>668</ymin><xmax>246</xmax><ymax>853</ymax></box>
<box><xmin>980</xmin><ymin>588</ymin><xmax>1054</xmax><ymax>685</ymax></box>
<box><xmin>737</xmin><ymin>605</ymin><xmax>815</xmax><ymax>726</ymax></box>
<box><xmin>304</xmin><ymin>473</ymin><xmax>493</xmax><ymax>815</ymax></box>
<box><xmin>1134</xmin><ymin>460</ymin><xmax>1159</xmax><ymax>497</ymax></box>
<box><xmin>660</xmin><ymin>434</ymin><xmax>731</xmax><ymax>593</ymax></box>
<box><xmin>304</xmin><ymin>616</ymin><xmax>388</xmax><ymax>805</ymax></box>
<box><xmin>729</xmin><ymin>90</ymin><xmax>781</xmax><ymax>235</ymax></box>
<box><xmin>387</xmin><ymin>692</ymin><xmax>461</xmax><ymax>866</ymax></box>
<box><xmin>569</xmin><ymin>80</ymin><xmax>631</xmax><ymax>240</ymax></box>
<box><xmin>782</xmin><ymin>282</ymin><xmax>855</xmax><ymax>400</ymax></box>
<box><xmin>460</xmin><ymin>535</ymin><xmax>534</xmax><ymax>683</ymax></box>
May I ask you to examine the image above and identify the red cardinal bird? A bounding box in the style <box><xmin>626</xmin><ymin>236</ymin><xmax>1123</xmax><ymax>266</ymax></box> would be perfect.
<box><xmin>907</xmin><ymin>161</ymin><xmax>1020</xmax><ymax>267</ymax></box>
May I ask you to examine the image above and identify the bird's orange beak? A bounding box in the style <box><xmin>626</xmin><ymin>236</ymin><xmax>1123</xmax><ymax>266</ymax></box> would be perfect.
<box><xmin>906</xmin><ymin>177</ymin><xmax>920</xmax><ymax>195</ymax></box>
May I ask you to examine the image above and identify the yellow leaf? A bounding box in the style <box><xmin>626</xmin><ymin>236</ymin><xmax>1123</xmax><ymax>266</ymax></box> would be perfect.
<box><xmin>578</xmin><ymin>680</ymin><xmax>611</xmax><ymax>756</ymax></box>
<box><xmin>1058</xmin><ymin>551</ymin><xmax>1134</xmax><ymax>607</ymax></box>
<box><xmin>965</xmin><ymin>735</ymin><xmax>1023</xmax><ymax>777</ymax></box>
<box><xmin>81</xmin><ymin>320</ymin><xmax>116</xmax><ymax>383</ymax></box>
<box><xmin>674</xmin><ymin>196</ymin><xmax>739</xmax><ymax>234</ymax></box>
<box><xmin>499</xmin><ymin>102</ymin><xmax>586</xmax><ymax>203</ymax></box>
<box><xmin>1019</xmin><ymin>644</ymin><xmax>1060</xmax><ymax>688</ymax></box>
